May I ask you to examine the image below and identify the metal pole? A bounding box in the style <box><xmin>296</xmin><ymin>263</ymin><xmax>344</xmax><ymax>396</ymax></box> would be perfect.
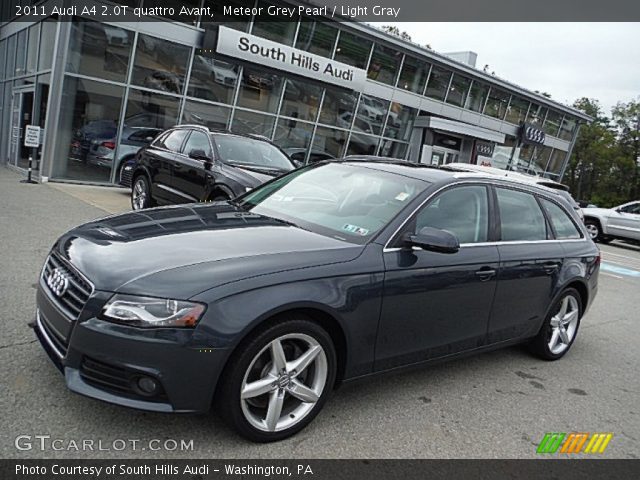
<box><xmin>20</xmin><ymin>151</ymin><xmax>38</xmax><ymax>184</ymax></box>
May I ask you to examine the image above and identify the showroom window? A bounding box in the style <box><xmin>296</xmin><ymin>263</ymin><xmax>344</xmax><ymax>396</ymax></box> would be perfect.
<box><xmin>6</xmin><ymin>35</ymin><xmax>16</xmax><ymax>79</ymax></box>
<box><xmin>445</xmin><ymin>74</ymin><xmax>472</xmax><ymax>108</ymax></box>
<box><xmin>545</xmin><ymin>148</ymin><xmax>566</xmax><ymax>177</ymax></box>
<box><xmin>295</xmin><ymin>21</ymin><xmax>337</xmax><ymax>58</ymax></box>
<box><xmin>416</xmin><ymin>186</ymin><xmax>489</xmax><ymax>244</ymax></box>
<box><xmin>312</xmin><ymin>125</ymin><xmax>347</xmax><ymax>158</ymax></box>
<box><xmin>425</xmin><ymin>66</ymin><xmax>452</xmax><ymax>102</ymax></box>
<box><xmin>319</xmin><ymin>85</ymin><xmax>357</xmax><ymax>126</ymax></box>
<box><xmin>231</xmin><ymin>109</ymin><xmax>276</xmax><ymax>138</ymax></box>
<box><xmin>558</xmin><ymin>116</ymin><xmax>577</xmax><ymax>141</ymax></box>
<box><xmin>541</xmin><ymin>198</ymin><xmax>581</xmax><ymax>239</ymax></box>
<box><xmin>53</xmin><ymin>77</ymin><xmax>124</xmax><ymax>182</ymax></box>
<box><xmin>124</xmin><ymin>88</ymin><xmax>181</xmax><ymax>130</ymax></box>
<box><xmin>378</xmin><ymin>140</ymin><xmax>408</xmax><ymax>159</ymax></box>
<box><xmin>526</xmin><ymin>103</ymin><xmax>547</xmax><ymax>126</ymax></box>
<box><xmin>543</xmin><ymin>110</ymin><xmax>562</xmax><ymax>137</ymax></box>
<box><xmin>367</xmin><ymin>43</ymin><xmax>402</xmax><ymax>86</ymax></box>
<box><xmin>484</xmin><ymin>88</ymin><xmax>510</xmax><ymax>120</ymax></box>
<box><xmin>252</xmin><ymin>1</ymin><xmax>298</xmax><ymax>45</ymax></box>
<box><xmin>67</xmin><ymin>20</ymin><xmax>133</xmax><ymax>83</ymax></box>
<box><xmin>236</xmin><ymin>66</ymin><xmax>285</xmax><ymax>114</ymax></box>
<box><xmin>38</xmin><ymin>19</ymin><xmax>57</xmax><ymax>72</ymax></box>
<box><xmin>356</xmin><ymin>95</ymin><xmax>389</xmax><ymax>135</ymax></box>
<box><xmin>273</xmin><ymin>118</ymin><xmax>314</xmax><ymax>152</ymax></box>
<box><xmin>347</xmin><ymin>132</ymin><xmax>379</xmax><ymax>156</ymax></box>
<box><xmin>496</xmin><ymin>188</ymin><xmax>548</xmax><ymax>241</ymax></box>
<box><xmin>334</xmin><ymin>31</ymin><xmax>372</xmax><ymax>70</ymax></box>
<box><xmin>15</xmin><ymin>29</ymin><xmax>27</xmax><ymax>77</ymax></box>
<box><xmin>384</xmin><ymin>103</ymin><xmax>417</xmax><ymax>142</ymax></box>
<box><xmin>531</xmin><ymin>145</ymin><xmax>552</xmax><ymax>174</ymax></box>
<box><xmin>279</xmin><ymin>78</ymin><xmax>322</xmax><ymax>122</ymax></box>
<box><xmin>26</xmin><ymin>24</ymin><xmax>39</xmax><ymax>76</ymax></box>
<box><xmin>397</xmin><ymin>55</ymin><xmax>429</xmax><ymax>94</ymax></box>
<box><xmin>131</xmin><ymin>34</ymin><xmax>190</xmax><ymax>95</ymax></box>
<box><xmin>182</xmin><ymin>100</ymin><xmax>231</xmax><ymax>131</ymax></box>
<box><xmin>505</xmin><ymin>96</ymin><xmax>530</xmax><ymax>125</ymax></box>
<box><xmin>0</xmin><ymin>40</ymin><xmax>6</xmax><ymax>81</ymax></box>
<box><xmin>188</xmin><ymin>54</ymin><xmax>239</xmax><ymax>104</ymax></box>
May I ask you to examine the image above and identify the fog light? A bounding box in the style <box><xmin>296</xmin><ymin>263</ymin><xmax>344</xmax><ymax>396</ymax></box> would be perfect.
<box><xmin>135</xmin><ymin>376</ymin><xmax>160</xmax><ymax>396</ymax></box>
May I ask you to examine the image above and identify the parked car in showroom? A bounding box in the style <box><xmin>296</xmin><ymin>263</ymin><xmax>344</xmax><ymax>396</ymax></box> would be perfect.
<box><xmin>282</xmin><ymin>148</ymin><xmax>335</xmax><ymax>167</ymax></box>
<box><xmin>582</xmin><ymin>200</ymin><xmax>640</xmax><ymax>243</ymax></box>
<box><xmin>442</xmin><ymin>163</ymin><xmax>585</xmax><ymax>222</ymax></box>
<box><xmin>129</xmin><ymin>125</ymin><xmax>296</xmax><ymax>209</ymax></box>
<box><xmin>87</xmin><ymin>126</ymin><xmax>162</xmax><ymax>185</ymax></box>
<box><xmin>33</xmin><ymin>158</ymin><xmax>599</xmax><ymax>442</ymax></box>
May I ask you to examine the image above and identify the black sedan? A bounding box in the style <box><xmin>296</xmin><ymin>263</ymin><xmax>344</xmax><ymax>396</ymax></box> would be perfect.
<box><xmin>33</xmin><ymin>160</ymin><xmax>599</xmax><ymax>442</ymax></box>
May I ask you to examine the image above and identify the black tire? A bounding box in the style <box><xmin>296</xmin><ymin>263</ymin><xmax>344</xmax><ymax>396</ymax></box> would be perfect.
<box><xmin>584</xmin><ymin>219</ymin><xmax>611</xmax><ymax>243</ymax></box>
<box><xmin>131</xmin><ymin>175</ymin><xmax>155</xmax><ymax>210</ymax></box>
<box><xmin>216</xmin><ymin>316</ymin><xmax>337</xmax><ymax>442</ymax></box>
<box><xmin>528</xmin><ymin>288</ymin><xmax>583</xmax><ymax>361</ymax></box>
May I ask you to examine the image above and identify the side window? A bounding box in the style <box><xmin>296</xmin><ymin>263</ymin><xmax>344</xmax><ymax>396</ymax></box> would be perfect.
<box><xmin>415</xmin><ymin>185</ymin><xmax>489</xmax><ymax>244</ymax></box>
<box><xmin>182</xmin><ymin>131</ymin><xmax>212</xmax><ymax>158</ymax></box>
<box><xmin>619</xmin><ymin>202</ymin><xmax>640</xmax><ymax>214</ymax></box>
<box><xmin>157</xmin><ymin>129</ymin><xmax>189</xmax><ymax>152</ymax></box>
<box><xmin>541</xmin><ymin>198</ymin><xmax>582</xmax><ymax>239</ymax></box>
<box><xmin>495</xmin><ymin>188</ymin><xmax>547</xmax><ymax>241</ymax></box>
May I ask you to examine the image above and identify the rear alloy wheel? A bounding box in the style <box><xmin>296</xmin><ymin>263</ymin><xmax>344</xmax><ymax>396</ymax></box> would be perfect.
<box><xmin>131</xmin><ymin>176</ymin><xmax>154</xmax><ymax>210</ymax></box>
<box><xmin>528</xmin><ymin>288</ymin><xmax>582</xmax><ymax>360</ymax></box>
<box><xmin>218</xmin><ymin>318</ymin><xmax>336</xmax><ymax>442</ymax></box>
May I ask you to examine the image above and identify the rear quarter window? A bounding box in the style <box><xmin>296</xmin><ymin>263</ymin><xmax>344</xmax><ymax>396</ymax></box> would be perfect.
<box><xmin>495</xmin><ymin>187</ymin><xmax>548</xmax><ymax>241</ymax></box>
<box><xmin>541</xmin><ymin>198</ymin><xmax>582</xmax><ymax>239</ymax></box>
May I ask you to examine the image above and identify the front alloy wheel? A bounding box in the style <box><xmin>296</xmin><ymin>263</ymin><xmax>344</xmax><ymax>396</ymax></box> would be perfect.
<box><xmin>529</xmin><ymin>288</ymin><xmax>582</xmax><ymax>360</ymax></box>
<box><xmin>217</xmin><ymin>317</ymin><xmax>336</xmax><ymax>442</ymax></box>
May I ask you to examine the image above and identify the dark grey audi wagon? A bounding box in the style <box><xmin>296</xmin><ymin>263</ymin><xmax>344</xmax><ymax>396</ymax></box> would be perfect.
<box><xmin>33</xmin><ymin>159</ymin><xmax>599</xmax><ymax>442</ymax></box>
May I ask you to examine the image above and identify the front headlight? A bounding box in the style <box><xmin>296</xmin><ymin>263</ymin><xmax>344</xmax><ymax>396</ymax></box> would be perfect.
<box><xmin>100</xmin><ymin>294</ymin><xmax>206</xmax><ymax>328</ymax></box>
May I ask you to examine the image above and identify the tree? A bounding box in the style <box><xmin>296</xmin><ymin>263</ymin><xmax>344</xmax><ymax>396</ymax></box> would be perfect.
<box><xmin>611</xmin><ymin>99</ymin><xmax>640</xmax><ymax>199</ymax></box>
<box><xmin>381</xmin><ymin>25</ymin><xmax>412</xmax><ymax>42</ymax></box>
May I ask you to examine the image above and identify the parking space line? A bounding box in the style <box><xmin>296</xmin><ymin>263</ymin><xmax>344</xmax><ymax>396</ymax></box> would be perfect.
<box><xmin>601</xmin><ymin>272</ymin><xmax>623</xmax><ymax>279</ymax></box>
<box><xmin>601</xmin><ymin>256</ymin><xmax>640</xmax><ymax>270</ymax></box>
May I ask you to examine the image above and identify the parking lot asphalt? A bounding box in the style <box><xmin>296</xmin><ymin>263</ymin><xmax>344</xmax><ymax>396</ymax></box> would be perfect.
<box><xmin>1</xmin><ymin>166</ymin><xmax>638</xmax><ymax>459</ymax></box>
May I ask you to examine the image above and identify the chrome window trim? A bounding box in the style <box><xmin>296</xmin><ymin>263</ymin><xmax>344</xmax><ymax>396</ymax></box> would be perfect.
<box><xmin>382</xmin><ymin>179</ymin><xmax>589</xmax><ymax>252</ymax></box>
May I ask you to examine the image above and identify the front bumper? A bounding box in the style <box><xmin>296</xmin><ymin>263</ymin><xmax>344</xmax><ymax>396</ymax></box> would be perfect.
<box><xmin>33</xmin><ymin>282</ymin><xmax>229</xmax><ymax>414</ymax></box>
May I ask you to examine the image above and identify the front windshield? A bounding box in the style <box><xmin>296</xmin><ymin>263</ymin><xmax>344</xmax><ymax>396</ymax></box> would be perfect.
<box><xmin>213</xmin><ymin>135</ymin><xmax>294</xmax><ymax>171</ymax></box>
<box><xmin>238</xmin><ymin>163</ymin><xmax>428</xmax><ymax>243</ymax></box>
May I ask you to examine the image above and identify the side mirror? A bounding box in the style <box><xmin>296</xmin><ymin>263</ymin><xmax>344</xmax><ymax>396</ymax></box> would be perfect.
<box><xmin>189</xmin><ymin>148</ymin><xmax>211</xmax><ymax>161</ymax></box>
<box><xmin>403</xmin><ymin>227</ymin><xmax>460</xmax><ymax>254</ymax></box>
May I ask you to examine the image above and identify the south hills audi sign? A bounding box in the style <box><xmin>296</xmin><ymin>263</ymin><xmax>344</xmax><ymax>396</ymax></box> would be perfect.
<box><xmin>520</xmin><ymin>123</ymin><xmax>546</xmax><ymax>145</ymax></box>
<box><xmin>215</xmin><ymin>26</ymin><xmax>367</xmax><ymax>90</ymax></box>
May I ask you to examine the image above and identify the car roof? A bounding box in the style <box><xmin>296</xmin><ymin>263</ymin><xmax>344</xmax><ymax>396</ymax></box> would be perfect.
<box><xmin>442</xmin><ymin>162</ymin><xmax>570</xmax><ymax>191</ymax></box>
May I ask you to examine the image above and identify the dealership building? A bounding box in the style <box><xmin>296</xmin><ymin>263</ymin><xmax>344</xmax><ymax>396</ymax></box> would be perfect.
<box><xmin>0</xmin><ymin>0</ymin><xmax>591</xmax><ymax>185</ymax></box>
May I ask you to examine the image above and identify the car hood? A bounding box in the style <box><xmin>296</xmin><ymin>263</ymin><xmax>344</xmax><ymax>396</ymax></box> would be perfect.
<box><xmin>219</xmin><ymin>163</ymin><xmax>290</xmax><ymax>188</ymax></box>
<box><xmin>53</xmin><ymin>203</ymin><xmax>362</xmax><ymax>297</ymax></box>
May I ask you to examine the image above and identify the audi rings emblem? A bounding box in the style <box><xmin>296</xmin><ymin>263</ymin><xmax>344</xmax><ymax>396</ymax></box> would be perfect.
<box><xmin>47</xmin><ymin>268</ymin><xmax>69</xmax><ymax>297</ymax></box>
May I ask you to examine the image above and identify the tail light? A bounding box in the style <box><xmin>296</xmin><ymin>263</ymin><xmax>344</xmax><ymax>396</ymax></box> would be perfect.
<box><xmin>100</xmin><ymin>141</ymin><xmax>116</xmax><ymax>150</ymax></box>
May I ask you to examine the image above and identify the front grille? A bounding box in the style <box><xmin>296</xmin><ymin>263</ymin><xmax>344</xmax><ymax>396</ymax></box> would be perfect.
<box><xmin>42</xmin><ymin>253</ymin><xmax>93</xmax><ymax>320</ymax></box>
<box><xmin>38</xmin><ymin>311</ymin><xmax>69</xmax><ymax>358</ymax></box>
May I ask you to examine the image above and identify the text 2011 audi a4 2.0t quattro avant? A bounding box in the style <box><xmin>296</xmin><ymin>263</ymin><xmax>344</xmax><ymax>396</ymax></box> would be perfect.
<box><xmin>33</xmin><ymin>160</ymin><xmax>599</xmax><ymax>442</ymax></box>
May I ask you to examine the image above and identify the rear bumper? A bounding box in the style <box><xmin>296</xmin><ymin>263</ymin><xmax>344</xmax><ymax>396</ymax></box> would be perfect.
<box><xmin>34</xmin><ymin>286</ymin><xmax>230</xmax><ymax>414</ymax></box>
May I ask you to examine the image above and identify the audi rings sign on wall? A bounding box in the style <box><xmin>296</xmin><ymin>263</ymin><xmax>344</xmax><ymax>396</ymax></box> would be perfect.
<box><xmin>520</xmin><ymin>123</ymin><xmax>546</xmax><ymax>145</ymax></box>
<box><xmin>475</xmin><ymin>141</ymin><xmax>495</xmax><ymax>157</ymax></box>
<box><xmin>47</xmin><ymin>268</ymin><xmax>69</xmax><ymax>297</ymax></box>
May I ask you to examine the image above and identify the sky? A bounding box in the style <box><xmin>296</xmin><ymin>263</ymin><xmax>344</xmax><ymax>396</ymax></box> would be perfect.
<box><xmin>379</xmin><ymin>23</ymin><xmax>640</xmax><ymax>116</ymax></box>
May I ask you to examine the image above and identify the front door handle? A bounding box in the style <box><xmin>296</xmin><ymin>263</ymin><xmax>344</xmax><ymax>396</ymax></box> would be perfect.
<box><xmin>475</xmin><ymin>268</ymin><xmax>496</xmax><ymax>281</ymax></box>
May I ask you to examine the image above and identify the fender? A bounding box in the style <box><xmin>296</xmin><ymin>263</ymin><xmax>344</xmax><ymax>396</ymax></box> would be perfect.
<box><xmin>533</xmin><ymin>276</ymin><xmax>591</xmax><ymax>336</ymax></box>
<box><xmin>203</xmin><ymin>182</ymin><xmax>235</xmax><ymax>201</ymax></box>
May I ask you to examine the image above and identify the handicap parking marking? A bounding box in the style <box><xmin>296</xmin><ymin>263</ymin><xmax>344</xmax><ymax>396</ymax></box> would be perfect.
<box><xmin>600</xmin><ymin>262</ymin><xmax>640</xmax><ymax>278</ymax></box>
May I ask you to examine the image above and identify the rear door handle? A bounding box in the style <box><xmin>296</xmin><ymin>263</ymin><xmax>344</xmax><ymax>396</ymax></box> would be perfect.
<box><xmin>475</xmin><ymin>268</ymin><xmax>496</xmax><ymax>281</ymax></box>
<box><xmin>543</xmin><ymin>262</ymin><xmax>559</xmax><ymax>274</ymax></box>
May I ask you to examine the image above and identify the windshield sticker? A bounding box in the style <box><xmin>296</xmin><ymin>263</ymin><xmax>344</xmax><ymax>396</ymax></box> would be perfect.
<box><xmin>343</xmin><ymin>224</ymin><xmax>369</xmax><ymax>236</ymax></box>
<box><xmin>395</xmin><ymin>192</ymin><xmax>411</xmax><ymax>201</ymax></box>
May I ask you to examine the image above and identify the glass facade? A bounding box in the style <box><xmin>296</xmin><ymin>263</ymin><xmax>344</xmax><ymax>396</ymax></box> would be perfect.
<box><xmin>0</xmin><ymin>9</ymin><xmax>582</xmax><ymax>185</ymax></box>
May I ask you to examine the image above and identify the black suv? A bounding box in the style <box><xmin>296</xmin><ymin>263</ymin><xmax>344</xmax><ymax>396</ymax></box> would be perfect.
<box><xmin>130</xmin><ymin>125</ymin><xmax>295</xmax><ymax>210</ymax></box>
